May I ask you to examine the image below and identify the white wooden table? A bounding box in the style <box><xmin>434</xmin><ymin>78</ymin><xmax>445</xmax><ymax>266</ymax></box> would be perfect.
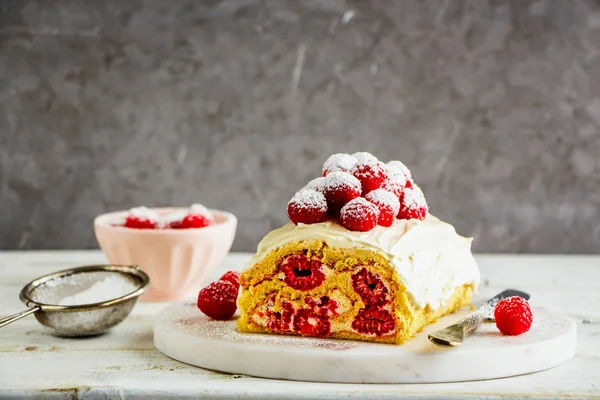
<box><xmin>0</xmin><ymin>251</ymin><xmax>598</xmax><ymax>399</ymax></box>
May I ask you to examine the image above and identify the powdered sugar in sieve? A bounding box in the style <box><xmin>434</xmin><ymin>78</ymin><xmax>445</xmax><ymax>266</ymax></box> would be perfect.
<box><xmin>30</xmin><ymin>271</ymin><xmax>139</xmax><ymax>306</ymax></box>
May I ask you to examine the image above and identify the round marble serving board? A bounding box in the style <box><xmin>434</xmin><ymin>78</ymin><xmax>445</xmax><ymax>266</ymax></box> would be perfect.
<box><xmin>154</xmin><ymin>302</ymin><xmax>576</xmax><ymax>383</ymax></box>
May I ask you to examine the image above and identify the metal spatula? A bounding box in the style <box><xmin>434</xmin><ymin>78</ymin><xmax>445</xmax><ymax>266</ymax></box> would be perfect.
<box><xmin>428</xmin><ymin>289</ymin><xmax>530</xmax><ymax>347</ymax></box>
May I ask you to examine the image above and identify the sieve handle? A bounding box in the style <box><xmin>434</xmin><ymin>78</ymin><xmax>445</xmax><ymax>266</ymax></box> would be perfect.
<box><xmin>0</xmin><ymin>307</ymin><xmax>40</xmax><ymax>329</ymax></box>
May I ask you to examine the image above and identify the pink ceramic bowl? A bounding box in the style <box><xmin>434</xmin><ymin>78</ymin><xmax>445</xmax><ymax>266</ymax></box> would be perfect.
<box><xmin>94</xmin><ymin>208</ymin><xmax>237</xmax><ymax>302</ymax></box>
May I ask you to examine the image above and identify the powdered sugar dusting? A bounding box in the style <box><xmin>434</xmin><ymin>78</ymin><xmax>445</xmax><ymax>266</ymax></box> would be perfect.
<box><xmin>170</xmin><ymin>305</ymin><xmax>358</xmax><ymax>350</ymax></box>
<box><xmin>352</xmin><ymin>157</ymin><xmax>385</xmax><ymax>172</ymax></box>
<box><xmin>189</xmin><ymin>309</ymin><xmax>567</xmax><ymax>345</ymax></box>
<box><xmin>289</xmin><ymin>190</ymin><xmax>327</xmax><ymax>211</ymax></box>
<box><xmin>402</xmin><ymin>186</ymin><xmax>428</xmax><ymax>211</ymax></box>
<box><xmin>385</xmin><ymin>164</ymin><xmax>408</xmax><ymax>186</ymax></box>
<box><xmin>322</xmin><ymin>153</ymin><xmax>357</xmax><ymax>175</ymax></box>
<box><xmin>58</xmin><ymin>275</ymin><xmax>137</xmax><ymax>306</ymax></box>
<box><xmin>351</xmin><ymin>157</ymin><xmax>389</xmax><ymax>194</ymax></box>
<box><xmin>111</xmin><ymin>214</ymin><xmax>127</xmax><ymax>226</ymax></box>
<box><xmin>365</xmin><ymin>189</ymin><xmax>400</xmax><ymax>215</ymax></box>
<box><xmin>323</xmin><ymin>171</ymin><xmax>361</xmax><ymax>192</ymax></box>
<box><xmin>351</xmin><ymin>152</ymin><xmax>378</xmax><ymax>164</ymax></box>
<box><xmin>129</xmin><ymin>206</ymin><xmax>159</xmax><ymax>222</ymax></box>
<box><xmin>340</xmin><ymin>197</ymin><xmax>380</xmax><ymax>219</ymax></box>
<box><xmin>302</xmin><ymin>177</ymin><xmax>327</xmax><ymax>193</ymax></box>
<box><xmin>30</xmin><ymin>271</ymin><xmax>138</xmax><ymax>305</ymax></box>
<box><xmin>287</xmin><ymin>152</ymin><xmax>426</xmax><ymax>226</ymax></box>
<box><xmin>190</xmin><ymin>204</ymin><xmax>214</xmax><ymax>220</ymax></box>
<box><xmin>159</xmin><ymin>210</ymin><xmax>188</xmax><ymax>228</ymax></box>
<box><xmin>387</xmin><ymin>160</ymin><xmax>412</xmax><ymax>179</ymax></box>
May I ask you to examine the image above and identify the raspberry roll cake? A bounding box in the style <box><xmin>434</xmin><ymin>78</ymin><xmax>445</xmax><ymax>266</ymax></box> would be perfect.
<box><xmin>237</xmin><ymin>153</ymin><xmax>480</xmax><ymax>344</ymax></box>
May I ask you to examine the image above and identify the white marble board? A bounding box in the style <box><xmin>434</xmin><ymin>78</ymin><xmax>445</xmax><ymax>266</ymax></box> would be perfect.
<box><xmin>154</xmin><ymin>302</ymin><xmax>576</xmax><ymax>384</ymax></box>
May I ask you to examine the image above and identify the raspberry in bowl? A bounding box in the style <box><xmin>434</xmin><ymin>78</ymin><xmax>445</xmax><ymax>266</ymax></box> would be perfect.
<box><xmin>94</xmin><ymin>204</ymin><xmax>237</xmax><ymax>302</ymax></box>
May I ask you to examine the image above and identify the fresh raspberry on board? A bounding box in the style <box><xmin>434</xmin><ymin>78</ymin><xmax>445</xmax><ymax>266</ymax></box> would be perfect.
<box><xmin>293</xmin><ymin>308</ymin><xmax>331</xmax><ymax>337</ymax></box>
<box><xmin>124</xmin><ymin>207</ymin><xmax>159</xmax><ymax>229</ymax></box>
<box><xmin>365</xmin><ymin>189</ymin><xmax>400</xmax><ymax>227</ymax></box>
<box><xmin>397</xmin><ymin>186</ymin><xmax>428</xmax><ymax>221</ymax></box>
<box><xmin>287</xmin><ymin>190</ymin><xmax>328</xmax><ymax>225</ymax></box>
<box><xmin>351</xmin><ymin>268</ymin><xmax>390</xmax><ymax>307</ymax></box>
<box><xmin>340</xmin><ymin>197</ymin><xmax>379</xmax><ymax>232</ymax></box>
<box><xmin>280</xmin><ymin>255</ymin><xmax>326</xmax><ymax>291</ymax></box>
<box><xmin>219</xmin><ymin>271</ymin><xmax>240</xmax><ymax>291</ymax></box>
<box><xmin>494</xmin><ymin>296</ymin><xmax>533</xmax><ymax>336</ymax></box>
<box><xmin>322</xmin><ymin>171</ymin><xmax>362</xmax><ymax>212</ymax></box>
<box><xmin>197</xmin><ymin>280</ymin><xmax>238</xmax><ymax>320</ymax></box>
<box><xmin>351</xmin><ymin>307</ymin><xmax>396</xmax><ymax>336</ymax></box>
<box><xmin>322</xmin><ymin>153</ymin><xmax>358</xmax><ymax>176</ymax></box>
<box><xmin>351</xmin><ymin>159</ymin><xmax>389</xmax><ymax>194</ymax></box>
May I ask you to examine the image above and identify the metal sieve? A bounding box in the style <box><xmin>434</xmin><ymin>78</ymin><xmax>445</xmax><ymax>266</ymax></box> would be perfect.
<box><xmin>0</xmin><ymin>264</ymin><xmax>149</xmax><ymax>337</ymax></box>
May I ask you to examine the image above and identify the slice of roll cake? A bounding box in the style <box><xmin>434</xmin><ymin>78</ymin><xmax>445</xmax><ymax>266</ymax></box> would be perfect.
<box><xmin>237</xmin><ymin>153</ymin><xmax>480</xmax><ymax>344</ymax></box>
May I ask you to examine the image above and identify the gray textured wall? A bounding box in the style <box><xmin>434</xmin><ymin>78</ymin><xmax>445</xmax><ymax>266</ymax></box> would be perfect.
<box><xmin>1</xmin><ymin>0</ymin><xmax>599</xmax><ymax>253</ymax></box>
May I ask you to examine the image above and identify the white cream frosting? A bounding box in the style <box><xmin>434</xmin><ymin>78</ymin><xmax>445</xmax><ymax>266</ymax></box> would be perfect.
<box><xmin>245</xmin><ymin>214</ymin><xmax>480</xmax><ymax>311</ymax></box>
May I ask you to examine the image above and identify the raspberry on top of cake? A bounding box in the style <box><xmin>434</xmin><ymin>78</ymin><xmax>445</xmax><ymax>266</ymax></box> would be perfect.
<box><xmin>288</xmin><ymin>152</ymin><xmax>427</xmax><ymax>230</ymax></box>
<box><xmin>237</xmin><ymin>152</ymin><xmax>480</xmax><ymax>344</ymax></box>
